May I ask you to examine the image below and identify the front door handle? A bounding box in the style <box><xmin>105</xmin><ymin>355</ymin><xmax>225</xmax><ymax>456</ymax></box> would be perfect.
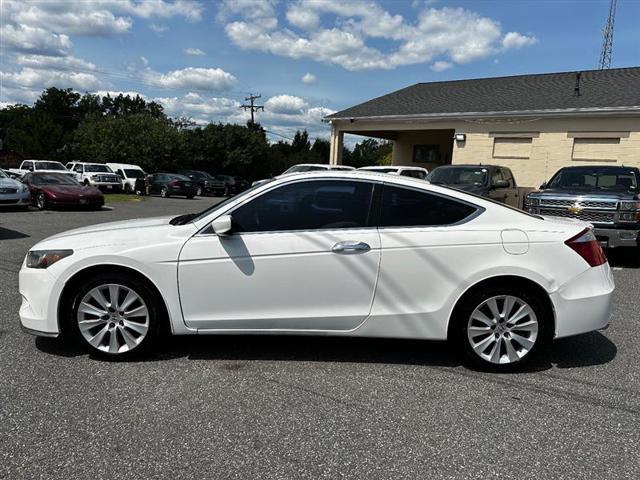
<box><xmin>332</xmin><ymin>241</ymin><xmax>370</xmax><ymax>254</ymax></box>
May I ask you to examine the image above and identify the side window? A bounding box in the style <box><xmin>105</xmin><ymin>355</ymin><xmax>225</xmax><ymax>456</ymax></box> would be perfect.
<box><xmin>401</xmin><ymin>170</ymin><xmax>426</xmax><ymax>179</ymax></box>
<box><xmin>117</xmin><ymin>169</ymin><xmax>125</xmax><ymax>178</ymax></box>
<box><xmin>74</xmin><ymin>164</ymin><xmax>83</xmax><ymax>173</ymax></box>
<box><xmin>502</xmin><ymin>168</ymin><xmax>516</xmax><ymax>188</ymax></box>
<box><xmin>491</xmin><ymin>169</ymin><xmax>503</xmax><ymax>186</ymax></box>
<box><xmin>232</xmin><ymin>180</ymin><xmax>374</xmax><ymax>233</ymax></box>
<box><xmin>381</xmin><ymin>185</ymin><xmax>478</xmax><ymax>227</ymax></box>
<box><xmin>24</xmin><ymin>161</ymin><xmax>34</xmax><ymax>171</ymax></box>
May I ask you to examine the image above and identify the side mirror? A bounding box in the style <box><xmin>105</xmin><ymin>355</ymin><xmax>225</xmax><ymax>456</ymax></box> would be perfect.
<box><xmin>493</xmin><ymin>180</ymin><xmax>509</xmax><ymax>189</ymax></box>
<box><xmin>539</xmin><ymin>182</ymin><xmax>547</xmax><ymax>190</ymax></box>
<box><xmin>212</xmin><ymin>214</ymin><xmax>233</xmax><ymax>236</ymax></box>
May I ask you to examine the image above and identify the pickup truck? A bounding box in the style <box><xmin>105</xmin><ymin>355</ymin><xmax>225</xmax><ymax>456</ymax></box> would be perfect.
<box><xmin>9</xmin><ymin>160</ymin><xmax>80</xmax><ymax>180</ymax></box>
<box><xmin>66</xmin><ymin>162</ymin><xmax>122</xmax><ymax>192</ymax></box>
<box><xmin>526</xmin><ymin>165</ymin><xmax>640</xmax><ymax>248</ymax></box>
<box><xmin>427</xmin><ymin>164</ymin><xmax>521</xmax><ymax>208</ymax></box>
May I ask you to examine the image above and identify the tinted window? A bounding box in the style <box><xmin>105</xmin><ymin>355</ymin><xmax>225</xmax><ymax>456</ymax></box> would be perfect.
<box><xmin>232</xmin><ymin>180</ymin><xmax>374</xmax><ymax>232</ymax></box>
<box><xmin>491</xmin><ymin>169</ymin><xmax>503</xmax><ymax>185</ymax></box>
<box><xmin>428</xmin><ymin>167</ymin><xmax>489</xmax><ymax>186</ymax></box>
<box><xmin>381</xmin><ymin>185</ymin><xmax>477</xmax><ymax>227</ymax></box>
<box><xmin>401</xmin><ymin>170</ymin><xmax>426</xmax><ymax>179</ymax></box>
<box><xmin>502</xmin><ymin>168</ymin><xmax>516</xmax><ymax>187</ymax></box>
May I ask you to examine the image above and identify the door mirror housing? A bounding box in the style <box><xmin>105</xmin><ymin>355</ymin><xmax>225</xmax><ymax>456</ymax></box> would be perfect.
<box><xmin>539</xmin><ymin>182</ymin><xmax>547</xmax><ymax>190</ymax></box>
<box><xmin>492</xmin><ymin>179</ymin><xmax>509</xmax><ymax>189</ymax></box>
<box><xmin>212</xmin><ymin>214</ymin><xmax>233</xmax><ymax>236</ymax></box>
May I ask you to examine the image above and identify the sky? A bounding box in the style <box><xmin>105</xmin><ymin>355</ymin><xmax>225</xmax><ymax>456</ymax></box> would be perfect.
<box><xmin>1</xmin><ymin>0</ymin><xmax>638</xmax><ymax>144</ymax></box>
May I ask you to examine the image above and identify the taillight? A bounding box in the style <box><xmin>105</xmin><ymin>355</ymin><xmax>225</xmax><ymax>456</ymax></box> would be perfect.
<box><xmin>170</xmin><ymin>180</ymin><xmax>179</xmax><ymax>187</ymax></box>
<box><xmin>565</xmin><ymin>228</ymin><xmax>607</xmax><ymax>267</ymax></box>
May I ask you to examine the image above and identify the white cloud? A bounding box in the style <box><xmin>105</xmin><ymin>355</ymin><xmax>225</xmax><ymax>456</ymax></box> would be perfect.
<box><xmin>149</xmin><ymin>23</ymin><xmax>168</xmax><ymax>34</ymax></box>
<box><xmin>15</xmin><ymin>54</ymin><xmax>97</xmax><ymax>71</ymax></box>
<box><xmin>502</xmin><ymin>31</ymin><xmax>538</xmax><ymax>50</ymax></box>
<box><xmin>0</xmin><ymin>24</ymin><xmax>72</xmax><ymax>56</ymax></box>
<box><xmin>184</xmin><ymin>47</ymin><xmax>206</xmax><ymax>56</ymax></box>
<box><xmin>144</xmin><ymin>67</ymin><xmax>238</xmax><ymax>91</ymax></box>
<box><xmin>430</xmin><ymin>61</ymin><xmax>452</xmax><ymax>72</ymax></box>
<box><xmin>264</xmin><ymin>95</ymin><xmax>308</xmax><ymax>114</ymax></box>
<box><xmin>0</xmin><ymin>67</ymin><xmax>105</xmax><ymax>92</ymax></box>
<box><xmin>220</xmin><ymin>1</ymin><xmax>537</xmax><ymax>71</ymax></box>
<box><xmin>301</xmin><ymin>72</ymin><xmax>316</xmax><ymax>84</ymax></box>
<box><xmin>12</xmin><ymin>5</ymin><xmax>132</xmax><ymax>36</ymax></box>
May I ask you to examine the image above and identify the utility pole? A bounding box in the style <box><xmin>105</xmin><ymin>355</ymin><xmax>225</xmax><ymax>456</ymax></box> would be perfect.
<box><xmin>598</xmin><ymin>0</ymin><xmax>617</xmax><ymax>69</ymax></box>
<box><xmin>241</xmin><ymin>94</ymin><xmax>264</xmax><ymax>124</ymax></box>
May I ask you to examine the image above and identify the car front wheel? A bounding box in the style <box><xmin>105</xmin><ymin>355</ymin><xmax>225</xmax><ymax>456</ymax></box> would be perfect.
<box><xmin>36</xmin><ymin>191</ymin><xmax>47</xmax><ymax>210</ymax></box>
<box><xmin>196</xmin><ymin>186</ymin><xmax>202</xmax><ymax>196</ymax></box>
<box><xmin>453</xmin><ymin>287</ymin><xmax>550</xmax><ymax>371</ymax></box>
<box><xmin>70</xmin><ymin>274</ymin><xmax>162</xmax><ymax>357</ymax></box>
<box><xmin>160</xmin><ymin>187</ymin><xmax>169</xmax><ymax>198</ymax></box>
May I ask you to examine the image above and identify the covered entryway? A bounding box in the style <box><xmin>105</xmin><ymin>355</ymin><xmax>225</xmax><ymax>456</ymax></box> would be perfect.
<box><xmin>329</xmin><ymin>124</ymin><xmax>454</xmax><ymax>170</ymax></box>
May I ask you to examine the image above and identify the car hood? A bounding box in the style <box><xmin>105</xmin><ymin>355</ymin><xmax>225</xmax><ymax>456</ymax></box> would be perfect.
<box><xmin>43</xmin><ymin>185</ymin><xmax>101</xmax><ymax>195</ymax></box>
<box><xmin>529</xmin><ymin>188</ymin><xmax>637</xmax><ymax>200</ymax></box>
<box><xmin>0</xmin><ymin>176</ymin><xmax>21</xmax><ymax>188</ymax></box>
<box><xmin>46</xmin><ymin>216</ymin><xmax>176</xmax><ymax>240</ymax></box>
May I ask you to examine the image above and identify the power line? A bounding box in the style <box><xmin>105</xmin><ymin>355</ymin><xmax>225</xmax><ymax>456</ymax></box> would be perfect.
<box><xmin>240</xmin><ymin>93</ymin><xmax>264</xmax><ymax>124</ymax></box>
<box><xmin>598</xmin><ymin>0</ymin><xmax>617</xmax><ymax>69</ymax></box>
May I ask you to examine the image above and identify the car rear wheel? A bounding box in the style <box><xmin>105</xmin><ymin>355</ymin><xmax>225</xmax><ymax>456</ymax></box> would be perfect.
<box><xmin>452</xmin><ymin>286</ymin><xmax>551</xmax><ymax>371</ymax></box>
<box><xmin>196</xmin><ymin>186</ymin><xmax>202</xmax><ymax>196</ymax></box>
<box><xmin>36</xmin><ymin>191</ymin><xmax>47</xmax><ymax>210</ymax></box>
<box><xmin>160</xmin><ymin>187</ymin><xmax>169</xmax><ymax>198</ymax></box>
<box><xmin>70</xmin><ymin>274</ymin><xmax>162</xmax><ymax>358</ymax></box>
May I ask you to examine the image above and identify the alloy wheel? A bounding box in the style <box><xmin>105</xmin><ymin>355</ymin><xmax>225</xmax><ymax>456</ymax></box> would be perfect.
<box><xmin>77</xmin><ymin>283</ymin><xmax>150</xmax><ymax>354</ymax></box>
<box><xmin>36</xmin><ymin>191</ymin><xmax>46</xmax><ymax>209</ymax></box>
<box><xmin>196</xmin><ymin>187</ymin><xmax>202</xmax><ymax>196</ymax></box>
<box><xmin>466</xmin><ymin>295</ymin><xmax>539</xmax><ymax>365</ymax></box>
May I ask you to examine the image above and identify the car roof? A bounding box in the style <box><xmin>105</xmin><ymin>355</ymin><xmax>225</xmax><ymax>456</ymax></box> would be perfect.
<box><xmin>434</xmin><ymin>164</ymin><xmax>498</xmax><ymax>169</ymax></box>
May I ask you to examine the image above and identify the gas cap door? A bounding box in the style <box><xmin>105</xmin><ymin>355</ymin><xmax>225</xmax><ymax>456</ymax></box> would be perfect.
<box><xmin>501</xmin><ymin>229</ymin><xmax>529</xmax><ymax>255</ymax></box>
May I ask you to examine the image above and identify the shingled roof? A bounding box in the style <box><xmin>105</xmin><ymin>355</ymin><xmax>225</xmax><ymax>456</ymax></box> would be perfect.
<box><xmin>325</xmin><ymin>67</ymin><xmax>640</xmax><ymax>120</ymax></box>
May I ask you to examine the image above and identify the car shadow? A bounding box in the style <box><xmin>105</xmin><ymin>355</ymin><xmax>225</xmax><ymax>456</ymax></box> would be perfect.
<box><xmin>35</xmin><ymin>330</ymin><xmax>616</xmax><ymax>371</ymax></box>
<box><xmin>0</xmin><ymin>226</ymin><xmax>30</xmax><ymax>240</ymax></box>
<box><xmin>606</xmin><ymin>248</ymin><xmax>640</xmax><ymax>269</ymax></box>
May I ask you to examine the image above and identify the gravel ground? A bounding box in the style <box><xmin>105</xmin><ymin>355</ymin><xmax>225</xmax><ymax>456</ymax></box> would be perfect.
<box><xmin>1</xmin><ymin>197</ymin><xmax>639</xmax><ymax>480</ymax></box>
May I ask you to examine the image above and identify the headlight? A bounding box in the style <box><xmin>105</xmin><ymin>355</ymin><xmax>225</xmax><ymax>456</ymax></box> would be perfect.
<box><xmin>526</xmin><ymin>196</ymin><xmax>540</xmax><ymax>206</ymax></box>
<box><xmin>20</xmin><ymin>184</ymin><xmax>29</xmax><ymax>192</ymax></box>
<box><xmin>26</xmin><ymin>250</ymin><xmax>73</xmax><ymax>269</ymax></box>
<box><xmin>619</xmin><ymin>201</ymin><xmax>640</xmax><ymax>211</ymax></box>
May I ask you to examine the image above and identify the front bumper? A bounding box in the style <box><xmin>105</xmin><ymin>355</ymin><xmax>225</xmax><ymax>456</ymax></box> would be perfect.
<box><xmin>552</xmin><ymin>263</ymin><xmax>615</xmax><ymax>339</ymax></box>
<box><xmin>593</xmin><ymin>227</ymin><xmax>639</xmax><ymax>248</ymax></box>
<box><xmin>19</xmin><ymin>266</ymin><xmax>60</xmax><ymax>336</ymax></box>
<box><xmin>91</xmin><ymin>182</ymin><xmax>122</xmax><ymax>192</ymax></box>
<box><xmin>0</xmin><ymin>191</ymin><xmax>31</xmax><ymax>207</ymax></box>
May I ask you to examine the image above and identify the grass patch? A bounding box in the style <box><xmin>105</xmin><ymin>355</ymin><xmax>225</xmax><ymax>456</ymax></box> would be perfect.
<box><xmin>104</xmin><ymin>193</ymin><xmax>146</xmax><ymax>203</ymax></box>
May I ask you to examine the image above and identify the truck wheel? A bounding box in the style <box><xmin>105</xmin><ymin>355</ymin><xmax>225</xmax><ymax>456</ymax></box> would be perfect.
<box><xmin>83</xmin><ymin>180</ymin><xmax>90</xmax><ymax>186</ymax></box>
<box><xmin>196</xmin><ymin>187</ymin><xmax>202</xmax><ymax>197</ymax></box>
<box><xmin>160</xmin><ymin>187</ymin><xmax>169</xmax><ymax>198</ymax></box>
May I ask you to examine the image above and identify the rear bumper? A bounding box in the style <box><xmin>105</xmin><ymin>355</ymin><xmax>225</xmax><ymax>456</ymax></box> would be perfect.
<box><xmin>593</xmin><ymin>227</ymin><xmax>639</xmax><ymax>248</ymax></box>
<box><xmin>552</xmin><ymin>263</ymin><xmax>615</xmax><ymax>339</ymax></box>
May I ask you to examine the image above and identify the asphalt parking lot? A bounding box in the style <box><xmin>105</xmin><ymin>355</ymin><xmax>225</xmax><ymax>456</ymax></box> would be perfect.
<box><xmin>1</xmin><ymin>197</ymin><xmax>639</xmax><ymax>480</ymax></box>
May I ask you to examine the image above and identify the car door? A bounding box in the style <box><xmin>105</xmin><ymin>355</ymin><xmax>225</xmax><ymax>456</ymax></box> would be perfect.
<box><xmin>501</xmin><ymin>168</ymin><xmax>520</xmax><ymax>208</ymax></box>
<box><xmin>150</xmin><ymin>174</ymin><xmax>162</xmax><ymax>194</ymax></box>
<box><xmin>488</xmin><ymin>168</ymin><xmax>509</xmax><ymax>203</ymax></box>
<box><xmin>178</xmin><ymin>178</ymin><xmax>381</xmax><ymax>331</ymax></box>
<box><xmin>370</xmin><ymin>184</ymin><xmax>484</xmax><ymax>339</ymax></box>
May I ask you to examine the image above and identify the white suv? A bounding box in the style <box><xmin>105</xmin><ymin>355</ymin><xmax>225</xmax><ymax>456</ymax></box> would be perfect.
<box><xmin>105</xmin><ymin>163</ymin><xmax>146</xmax><ymax>194</ymax></box>
<box><xmin>66</xmin><ymin>162</ymin><xmax>122</xmax><ymax>192</ymax></box>
<box><xmin>359</xmin><ymin>165</ymin><xmax>429</xmax><ymax>179</ymax></box>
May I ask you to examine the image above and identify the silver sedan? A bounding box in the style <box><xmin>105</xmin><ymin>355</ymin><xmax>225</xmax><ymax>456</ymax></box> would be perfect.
<box><xmin>0</xmin><ymin>169</ymin><xmax>31</xmax><ymax>209</ymax></box>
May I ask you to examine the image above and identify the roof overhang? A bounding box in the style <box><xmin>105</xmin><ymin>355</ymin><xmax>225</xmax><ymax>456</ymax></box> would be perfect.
<box><xmin>323</xmin><ymin>105</ymin><xmax>640</xmax><ymax>123</ymax></box>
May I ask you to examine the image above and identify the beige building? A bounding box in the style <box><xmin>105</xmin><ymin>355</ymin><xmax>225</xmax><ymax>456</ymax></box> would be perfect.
<box><xmin>325</xmin><ymin>67</ymin><xmax>640</xmax><ymax>188</ymax></box>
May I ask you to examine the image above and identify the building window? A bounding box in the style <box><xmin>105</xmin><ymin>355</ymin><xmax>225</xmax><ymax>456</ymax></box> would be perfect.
<box><xmin>492</xmin><ymin>137</ymin><xmax>533</xmax><ymax>159</ymax></box>
<box><xmin>572</xmin><ymin>138</ymin><xmax>620</xmax><ymax>162</ymax></box>
<box><xmin>413</xmin><ymin>144</ymin><xmax>447</xmax><ymax>164</ymax></box>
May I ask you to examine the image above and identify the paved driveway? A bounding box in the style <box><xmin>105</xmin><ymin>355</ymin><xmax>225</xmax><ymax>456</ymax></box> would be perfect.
<box><xmin>1</xmin><ymin>197</ymin><xmax>639</xmax><ymax>479</ymax></box>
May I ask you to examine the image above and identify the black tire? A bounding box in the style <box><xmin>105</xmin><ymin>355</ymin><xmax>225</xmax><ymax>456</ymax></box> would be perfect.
<box><xmin>451</xmin><ymin>284</ymin><xmax>552</xmax><ymax>372</ymax></box>
<box><xmin>36</xmin><ymin>191</ymin><xmax>47</xmax><ymax>210</ymax></box>
<box><xmin>67</xmin><ymin>272</ymin><xmax>164</xmax><ymax>359</ymax></box>
<box><xmin>186</xmin><ymin>194</ymin><xmax>194</xmax><ymax>199</ymax></box>
<box><xmin>83</xmin><ymin>180</ymin><xmax>90</xmax><ymax>186</ymax></box>
<box><xmin>160</xmin><ymin>187</ymin><xmax>169</xmax><ymax>198</ymax></box>
<box><xmin>196</xmin><ymin>187</ymin><xmax>202</xmax><ymax>196</ymax></box>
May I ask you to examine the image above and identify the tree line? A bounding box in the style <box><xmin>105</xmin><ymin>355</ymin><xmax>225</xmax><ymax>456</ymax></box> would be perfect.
<box><xmin>0</xmin><ymin>88</ymin><xmax>391</xmax><ymax>181</ymax></box>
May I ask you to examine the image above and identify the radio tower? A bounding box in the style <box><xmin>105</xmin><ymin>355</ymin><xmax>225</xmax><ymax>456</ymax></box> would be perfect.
<box><xmin>598</xmin><ymin>0</ymin><xmax>617</xmax><ymax>69</ymax></box>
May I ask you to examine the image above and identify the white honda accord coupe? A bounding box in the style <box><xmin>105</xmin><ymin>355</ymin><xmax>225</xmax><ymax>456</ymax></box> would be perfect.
<box><xmin>19</xmin><ymin>171</ymin><xmax>614</xmax><ymax>370</ymax></box>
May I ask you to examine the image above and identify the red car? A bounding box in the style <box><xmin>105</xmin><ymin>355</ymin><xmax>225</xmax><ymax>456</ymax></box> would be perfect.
<box><xmin>22</xmin><ymin>172</ymin><xmax>104</xmax><ymax>210</ymax></box>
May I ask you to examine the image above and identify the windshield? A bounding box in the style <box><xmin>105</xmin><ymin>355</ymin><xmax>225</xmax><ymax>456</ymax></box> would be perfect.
<box><xmin>0</xmin><ymin>170</ymin><xmax>8</xmax><ymax>179</ymax></box>
<box><xmin>548</xmin><ymin>167</ymin><xmax>639</xmax><ymax>193</ymax></box>
<box><xmin>167</xmin><ymin>174</ymin><xmax>191</xmax><ymax>181</ymax></box>
<box><xmin>35</xmin><ymin>161</ymin><xmax>66</xmax><ymax>171</ymax></box>
<box><xmin>364</xmin><ymin>168</ymin><xmax>397</xmax><ymax>173</ymax></box>
<box><xmin>31</xmin><ymin>173</ymin><xmax>80</xmax><ymax>185</ymax></box>
<box><xmin>124</xmin><ymin>169</ymin><xmax>145</xmax><ymax>178</ymax></box>
<box><xmin>85</xmin><ymin>164</ymin><xmax>113</xmax><ymax>173</ymax></box>
<box><xmin>189</xmin><ymin>180</ymin><xmax>273</xmax><ymax>223</ymax></box>
<box><xmin>428</xmin><ymin>167</ymin><xmax>489</xmax><ymax>186</ymax></box>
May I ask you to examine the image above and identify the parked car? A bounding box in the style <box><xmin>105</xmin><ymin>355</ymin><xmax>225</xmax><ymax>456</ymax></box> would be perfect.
<box><xmin>428</xmin><ymin>164</ymin><xmax>520</xmax><ymax>208</ymax></box>
<box><xmin>359</xmin><ymin>165</ymin><xmax>429</xmax><ymax>179</ymax></box>
<box><xmin>21</xmin><ymin>172</ymin><xmax>104</xmax><ymax>210</ymax></box>
<box><xmin>526</xmin><ymin>165</ymin><xmax>640</xmax><ymax>249</ymax></box>
<box><xmin>9</xmin><ymin>160</ymin><xmax>80</xmax><ymax>181</ymax></box>
<box><xmin>232</xmin><ymin>176</ymin><xmax>250</xmax><ymax>193</ymax></box>
<box><xmin>66</xmin><ymin>162</ymin><xmax>122</xmax><ymax>192</ymax></box>
<box><xmin>251</xmin><ymin>164</ymin><xmax>355</xmax><ymax>187</ymax></box>
<box><xmin>177</xmin><ymin>170</ymin><xmax>225</xmax><ymax>196</ymax></box>
<box><xmin>19</xmin><ymin>171</ymin><xmax>613</xmax><ymax>371</ymax></box>
<box><xmin>148</xmin><ymin>173</ymin><xmax>198</xmax><ymax>198</ymax></box>
<box><xmin>0</xmin><ymin>168</ymin><xmax>31</xmax><ymax>209</ymax></box>
<box><xmin>105</xmin><ymin>163</ymin><xmax>146</xmax><ymax>194</ymax></box>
